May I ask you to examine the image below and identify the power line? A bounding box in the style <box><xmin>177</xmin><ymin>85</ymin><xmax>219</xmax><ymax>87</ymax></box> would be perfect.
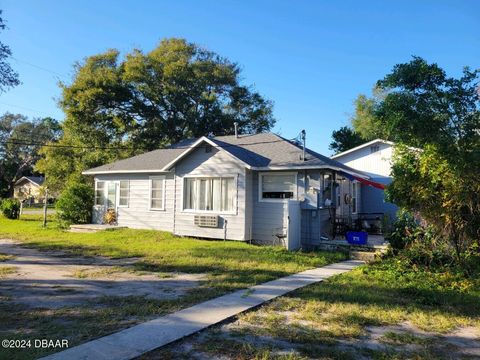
<box><xmin>11</xmin><ymin>56</ymin><xmax>68</xmax><ymax>80</ymax></box>
<box><xmin>0</xmin><ymin>136</ymin><xmax>296</xmax><ymax>152</ymax></box>
<box><xmin>0</xmin><ymin>101</ymin><xmax>60</xmax><ymax>118</ymax></box>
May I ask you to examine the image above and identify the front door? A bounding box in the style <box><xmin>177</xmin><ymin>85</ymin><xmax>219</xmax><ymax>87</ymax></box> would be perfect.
<box><xmin>106</xmin><ymin>182</ymin><xmax>118</xmax><ymax>211</ymax></box>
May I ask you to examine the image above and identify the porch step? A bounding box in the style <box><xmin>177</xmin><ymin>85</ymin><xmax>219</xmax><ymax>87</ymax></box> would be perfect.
<box><xmin>349</xmin><ymin>251</ymin><xmax>378</xmax><ymax>262</ymax></box>
<box><xmin>69</xmin><ymin>224</ymin><xmax>127</xmax><ymax>233</ymax></box>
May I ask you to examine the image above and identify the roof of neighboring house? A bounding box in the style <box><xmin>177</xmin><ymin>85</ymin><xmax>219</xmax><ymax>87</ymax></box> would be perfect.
<box><xmin>330</xmin><ymin>139</ymin><xmax>394</xmax><ymax>159</ymax></box>
<box><xmin>83</xmin><ymin>133</ymin><xmax>370</xmax><ymax>178</ymax></box>
<box><xmin>14</xmin><ymin>176</ymin><xmax>45</xmax><ymax>186</ymax></box>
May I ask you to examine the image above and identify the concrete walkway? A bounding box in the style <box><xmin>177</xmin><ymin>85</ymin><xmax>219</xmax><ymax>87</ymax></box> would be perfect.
<box><xmin>41</xmin><ymin>260</ymin><xmax>363</xmax><ymax>360</ymax></box>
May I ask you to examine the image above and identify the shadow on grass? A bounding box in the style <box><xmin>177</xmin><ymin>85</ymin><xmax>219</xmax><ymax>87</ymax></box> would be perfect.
<box><xmin>289</xmin><ymin>270</ymin><xmax>480</xmax><ymax>320</ymax></box>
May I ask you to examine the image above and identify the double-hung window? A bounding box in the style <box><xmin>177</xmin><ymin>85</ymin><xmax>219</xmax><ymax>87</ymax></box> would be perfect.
<box><xmin>150</xmin><ymin>177</ymin><xmax>165</xmax><ymax>210</ymax></box>
<box><xmin>95</xmin><ymin>181</ymin><xmax>105</xmax><ymax>206</ymax></box>
<box><xmin>183</xmin><ymin>177</ymin><xmax>235</xmax><ymax>212</ymax></box>
<box><xmin>119</xmin><ymin>180</ymin><xmax>129</xmax><ymax>207</ymax></box>
<box><xmin>260</xmin><ymin>173</ymin><xmax>296</xmax><ymax>201</ymax></box>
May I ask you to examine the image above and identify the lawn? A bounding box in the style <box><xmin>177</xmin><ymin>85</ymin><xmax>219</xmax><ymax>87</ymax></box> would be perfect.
<box><xmin>0</xmin><ymin>215</ymin><xmax>346</xmax><ymax>360</ymax></box>
<box><xmin>149</xmin><ymin>258</ymin><xmax>480</xmax><ymax>360</ymax></box>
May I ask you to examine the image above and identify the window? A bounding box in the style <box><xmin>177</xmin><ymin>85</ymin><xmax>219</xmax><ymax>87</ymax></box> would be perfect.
<box><xmin>260</xmin><ymin>173</ymin><xmax>296</xmax><ymax>201</ymax></box>
<box><xmin>370</xmin><ymin>145</ymin><xmax>380</xmax><ymax>153</ymax></box>
<box><xmin>107</xmin><ymin>182</ymin><xmax>116</xmax><ymax>208</ymax></box>
<box><xmin>119</xmin><ymin>180</ymin><xmax>129</xmax><ymax>207</ymax></box>
<box><xmin>183</xmin><ymin>177</ymin><xmax>235</xmax><ymax>212</ymax></box>
<box><xmin>95</xmin><ymin>181</ymin><xmax>105</xmax><ymax>206</ymax></box>
<box><xmin>150</xmin><ymin>177</ymin><xmax>165</xmax><ymax>210</ymax></box>
<box><xmin>352</xmin><ymin>182</ymin><xmax>358</xmax><ymax>213</ymax></box>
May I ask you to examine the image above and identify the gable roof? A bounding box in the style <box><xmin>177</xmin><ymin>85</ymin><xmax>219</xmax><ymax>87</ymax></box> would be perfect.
<box><xmin>330</xmin><ymin>139</ymin><xmax>394</xmax><ymax>159</ymax></box>
<box><xmin>14</xmin><ymin>176</ymin><xmax>45</xmax><ymax>186</ymax></box>
<box><xmin>83</xmin><ymin>133</ymin><xmax>370</xmax><ymax>178</ymax></box>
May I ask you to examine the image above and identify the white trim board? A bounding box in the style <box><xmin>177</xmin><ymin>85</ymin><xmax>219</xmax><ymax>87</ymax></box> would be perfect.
<box><xmin>162</xmin><ymin>136</ymin><xmax>253</xmax><ymax>171</ymax></box>
<box><xmin>331</xmin><ymin>139</ymin><xmax>394</xmax><ymax>159</ymax></box>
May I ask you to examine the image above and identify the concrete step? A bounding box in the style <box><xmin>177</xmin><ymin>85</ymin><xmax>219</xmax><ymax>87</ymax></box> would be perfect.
<box><xmin>350</xmin><ymin>250</ymin><xmax>382</xmax><ymax>262</ymax></box>
<box><xmin>69</xmin><ymin>224</ymin><xmax>127</xmax><ymax>233</ymax></box>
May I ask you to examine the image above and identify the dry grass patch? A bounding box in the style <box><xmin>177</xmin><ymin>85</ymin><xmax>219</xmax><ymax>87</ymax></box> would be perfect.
<box><xmin>0</xmin><ymin>265</ymin><xmax>16</xmax><ymax>278</ymax></box>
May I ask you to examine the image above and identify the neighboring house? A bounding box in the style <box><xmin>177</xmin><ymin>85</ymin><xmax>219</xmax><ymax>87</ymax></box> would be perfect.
<box><xmin>331</xmin><ymin>139</ymin><xmax>398</xmax><ymax>222</ymax></box>
<box><xmin>13</xmin><ymin>176</ymin><xmax>45</xmax><ymax>203</ymax></box>
<box><xmin>83</xmin><ymin>133</ymin><xmax>384</xmax><ymax>249</ymax></box>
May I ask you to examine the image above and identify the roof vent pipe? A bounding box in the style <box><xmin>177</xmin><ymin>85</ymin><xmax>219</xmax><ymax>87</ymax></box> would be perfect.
<box><xmin>234</xmin><ymin>122</ymin><xmax>239</xmax><ymax>138</ymax></box>
<box><xmin>301</xmin><ymin>129</ymin><xmax>306</xmax><ymax>161</ymax></box>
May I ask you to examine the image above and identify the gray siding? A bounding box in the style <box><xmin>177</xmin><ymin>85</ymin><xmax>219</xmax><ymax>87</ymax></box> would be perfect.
<box><xmin>173</xmin><ymin>146</ymin><xmax>247</xmax><ymax>241</ymax></box>
<box><xmin>361</xmin><ymin>178</ymin><xmax>397</xmax><ymax>221</ymax></box>
<box><xmin>251</xmin><ymin>170</ymin><xmax>302</xmax><ymax>244</ymax></box>
<box><xmin>94</xmin><ymin>173</ymin><xmax>175</xmax><ymax>231</ymax></box>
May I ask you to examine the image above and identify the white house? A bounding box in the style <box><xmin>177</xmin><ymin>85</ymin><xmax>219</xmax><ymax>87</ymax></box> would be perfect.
<box><xmin>331</xmin><ymin>139</ymin><xmax>398</xmax><ymax>222</ymax></box>
<box><xmin>83</xmin><ymin>133</ymin><xmax>386</xmax><ymax>249</ymax></box>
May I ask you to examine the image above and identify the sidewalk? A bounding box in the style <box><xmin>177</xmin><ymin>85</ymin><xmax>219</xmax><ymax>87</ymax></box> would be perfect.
<box><xmin>41</xmin><ymin>260</ymin><xmax>363</xmax><ymax>360</ymax></box>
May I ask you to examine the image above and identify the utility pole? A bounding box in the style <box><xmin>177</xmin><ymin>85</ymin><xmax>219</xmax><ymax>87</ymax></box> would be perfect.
<box><xmin>43</xmin><ymin>188</ymin><xmax>48</xmax><ymax>228</ymax></box>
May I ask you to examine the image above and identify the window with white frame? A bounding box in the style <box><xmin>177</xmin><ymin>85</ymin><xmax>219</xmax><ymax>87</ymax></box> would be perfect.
<box><xmin>150</xmin><ymin>177</ymin><xmax>165</xmax><ymax>210</ymax></box>
<box><xmin>183</xmin><ymin>177</ymin><xmax>235</xmax><ymax>212</ymax></box>
<box><xmin>95</xmin><ymin>181</ymin><xmax>105</xmax><ymax>206</ymax></box>
<box><xmin>260</xmin><ymin>173</ymin><xmax>296</xmax><ymax>200</ymax></box>
<box><xmin>352</xmin><ymin>182</ymin><xmax>358</xmax><ymax>213</ymax></box>
<box><xmin>119</xmin><ymin>180</ymin><xmax>129</xmax><ymax>207</ymax></box>
<box><xmin>107</xmin><ymin>182</ymin><xmax>116</xmax><ymax>208</ymax></box>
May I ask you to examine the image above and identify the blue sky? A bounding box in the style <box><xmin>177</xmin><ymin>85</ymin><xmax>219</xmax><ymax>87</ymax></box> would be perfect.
<box><xmin>1</xmin><ymin>0</ymin><xmax>479</xmax><ymax>155</ymax></box>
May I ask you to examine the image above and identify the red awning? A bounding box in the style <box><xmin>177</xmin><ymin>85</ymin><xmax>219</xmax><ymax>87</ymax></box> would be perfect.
<box><xmin>355</xmin><ymin>177</ymin><xmax>386</xmax><ymax>190</ymax></box>
<box><xmin>338</xmin><ymin>171</ymin><xmax>386</xmax><ymax>190</ymax></box>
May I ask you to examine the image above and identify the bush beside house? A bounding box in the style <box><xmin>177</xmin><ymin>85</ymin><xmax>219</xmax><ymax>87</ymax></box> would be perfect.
<box><xmin>0</xmin><ymin>199</ymin><xmax>21</xmax><ymax>219</ymax></box>
<box><xmin>55</xmin><ymin>183</ymin><xmax>94</xmax><ymax>226</ymax></box>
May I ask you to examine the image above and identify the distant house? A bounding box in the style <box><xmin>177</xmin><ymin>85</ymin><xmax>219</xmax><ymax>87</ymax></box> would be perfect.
<box><xmin>13</xmin><ymin>176</ymin><xmax>45</xmax><ymax>203</ymax></box>
<box><xmin>83</xmin><ymin>133</ymin><xmax>386</xmax><ymax>249</ymax></box>
<box><xmin>331</xmin><ymin>139</ymin><xmax>398</xmax><ymax>222</ymax></box>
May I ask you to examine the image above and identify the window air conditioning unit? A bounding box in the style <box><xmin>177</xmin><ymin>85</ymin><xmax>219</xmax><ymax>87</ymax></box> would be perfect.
<box><xmin>194</xmin><ymin>215</ymin><xmax>219</xmax><ymax>228</ymax></box>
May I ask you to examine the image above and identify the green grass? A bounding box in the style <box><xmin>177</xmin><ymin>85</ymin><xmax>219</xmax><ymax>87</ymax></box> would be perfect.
<box><xmin>0</xmin><ymin>265</ymin><xmax>16</xmax><ymax>278</ymax></box>
<box><xmin>0</xmin><ymin>215</ymin><xmax>346</xmax><ymax>360</ymax></box>
<box><xmin>379</xmin><ymin>331</ymin><xmax>433</xmax><ymax>345</ymax></box>
<box><xmin>0</xmin><ymin>215</ymin><xmax>345</xmax><ymax>293</ymax></box>
<box><xmin>150</xmin><ymin>258</ymin><xmax>480</xmax><ymax>360</ymax></box>
<box><xmin>0</xmin><ymin>253</ymin><xmax>15</xmax><ymax>262</ymax></box>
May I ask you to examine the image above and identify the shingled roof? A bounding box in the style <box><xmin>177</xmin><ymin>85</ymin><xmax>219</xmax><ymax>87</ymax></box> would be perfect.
<box><xmin>14</xmin><ymin>176</ymin><xmax>45</xmax><ymax>186</ymax></box>
<box><xmin>83</xmin><ymin>133</ymin><xmax>369</xmax><ymax>178</ymax></box>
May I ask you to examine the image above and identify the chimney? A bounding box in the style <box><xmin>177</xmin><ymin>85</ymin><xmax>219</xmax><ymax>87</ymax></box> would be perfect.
<box><xmin>234</xmin><ymin>122</ymin><xmax>239</xmax><ymax>138</ymax></box>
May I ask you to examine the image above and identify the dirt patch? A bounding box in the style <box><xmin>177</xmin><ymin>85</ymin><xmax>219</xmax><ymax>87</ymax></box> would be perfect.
<box><xmin>145</xmin><ymin>317</ymin><xmax>480</xmax><ymax>359</ymax></box>
<box><xmin>0</xmin><ymin>239</ymin><xmax>206</xmax><ymax>309</ymax></box>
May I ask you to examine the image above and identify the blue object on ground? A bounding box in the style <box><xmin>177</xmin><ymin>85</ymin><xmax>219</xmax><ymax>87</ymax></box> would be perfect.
<box><xmin>346</xmin><ymin>231</ymin><xmax>368</xmax><ymax>245</ymax></box>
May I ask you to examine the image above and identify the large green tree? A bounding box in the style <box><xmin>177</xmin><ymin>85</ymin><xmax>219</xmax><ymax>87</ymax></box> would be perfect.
<box><xmin>39</xmin><ymin>38</ymin><xmax>275</xmax><ymax>190</ymax></box>
<box><xmin>0</xmin><ymin>10</ymin><xmax>19</xmax><ymax>92</ymax></box>
<box><xmin>329</xmin><ymin>126</ymin><xmax>364</xmax><ymax>153</ymax></box>
<box><xmin>379</xmin><ymin>57</ymin><xmax>480</xmax><ymax>260</ymax></box>
<box><xmin>329</xmin><ymin>91</ymin><xmax>390</xmax><ymax>154</ymax></box>
<box><xmin>0</xmin><ymin>113</ymin><xmax>61</xmax><ymax>197</ymax></box>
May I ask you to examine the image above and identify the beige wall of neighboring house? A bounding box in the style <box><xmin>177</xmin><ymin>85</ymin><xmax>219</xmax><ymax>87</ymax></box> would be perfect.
<box><xmin>13</xmin><ymin>177</ymin><xmax>45</xmax><ymax>203</ymax></box>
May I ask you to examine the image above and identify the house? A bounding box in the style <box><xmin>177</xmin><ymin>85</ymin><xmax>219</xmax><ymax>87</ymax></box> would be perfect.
<box><xmin>13</xmin><ymin>176</ymin><xmax>46</xmax><ymax>203</ymax></box>
<box><xmin>83</xmin><ymin>133</ymin><xmax>385</xmax><ymax>249</ymax></box>
<box><xmin>331</xmin><ymin>139</ymin><xmax>398</xmax><ymax>223</ymax></box>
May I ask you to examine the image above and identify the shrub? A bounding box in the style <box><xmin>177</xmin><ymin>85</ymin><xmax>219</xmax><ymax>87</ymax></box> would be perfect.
<box><xmin>0</xmin><ymin>199</ymin><xmax>20</xmax><ymax>219</ymax></box>
<box><xmin>55</xmin><ymin>182</ymin><xmax>94</xmax><ymax>226</ymax></box>
<box><xmin>387</xmin><ymin>210</ymin><xmax>419</xmax><ymax>251</ymax></box>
